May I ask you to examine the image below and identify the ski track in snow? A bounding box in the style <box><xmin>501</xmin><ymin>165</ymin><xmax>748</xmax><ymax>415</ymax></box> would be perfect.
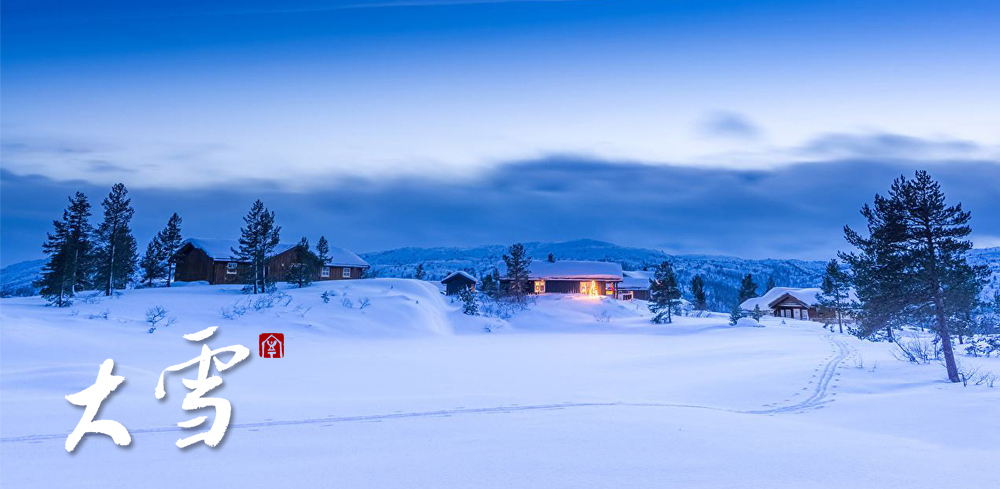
<box><xmin>1</xmin><ymin>334</ymin><xmax>853</xmax><ymax>445</ymax></box>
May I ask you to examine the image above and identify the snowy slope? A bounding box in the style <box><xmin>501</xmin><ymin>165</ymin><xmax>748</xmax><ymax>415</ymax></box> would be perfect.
<box><xmin>2</xmin><ymin>283</ymin><xmax>998</xmax><ymax>488</ymax></box>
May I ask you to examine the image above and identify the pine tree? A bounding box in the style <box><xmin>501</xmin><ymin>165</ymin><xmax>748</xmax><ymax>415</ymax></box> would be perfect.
<box><xmin>155</xmin><ymin>213</ymin><xmax>183</xmax><ymax>287</ymax></box>
<box><xmin>94</xmin><ymin>184</ymin><xmax>137</xmax><ymax>295</ymax></box>
<box><xmin>414</xmin><ymin>263</ymin><xmax>426</xmax><ymax>280</ymax></box>
<box><xmin>737</xmin><ymin>273</ymin><xmax>758</xmax><ymax>304</ymax></box>
<box><xmin>35</xmin><ymin>193</ymin><xmax>95</xmax><ymax>306</ymax></box>
<box><xmin>648</xmin><ymin>261</ymin><xmax>681</xmax><ymax>323</ymax></box>
<box><xmin>729</xmin><ymin>303</ymin><xmax>744</xmax><ymax>326</ymax></box>
<box><xmin>547</xmin><ymin>253</ymin><xmax>555</xmax><ymax>263</ymax></box>
<box><xmin>139</xmin><ymin>238</ymin><xmax>166</xmax><ymax>287</ymax></box>
<box><xmin>233</xmin><ymin>200</ymin><xmax>281</xmax><ymax>294</ymax></box>
<box><xmin>766</xmin><ymin>275</ymin><xmax>777</xmax><ymax>292</ymax></box>
<box><xmin>480</xmin><ymin>268</ymin><xmax>499</xmax><ymax>297</ymax></box>
<box><xmin>843</xmin><ymin>171</ymin><xmax>988</xmax><ymax>382</ymax></box>
<box><xmin>287</xmin><ymin>237</ymin><xmax>319</xmax><ymax>288</ymax></box>
<box><xmin>751</xmin><ymin>304</ymin><xmax>765</xmax><ymax>322</ymax></box>
<box><xmin>818</xmin><ymin>259</ymin><xmax>850</xmax><ymax>333</ymax></box>
<box><xmin>690</xmin><ymin>274</ymin><xmax>707</xmax><ymax>311</ymax></box>
<box><xmin>841</xmin><ymin>181</ymin><xmax>910</xmax><ymax>342</ymax></box>
<box><xmin>460</xmin><ymin>285</ymin><xmax>478</xmax><ymax>315</ymax></box>
<box><xmin>503</xmin><ymin>243</ymin><xmax>532</xmax><ymax>304</ymax></box>
<box><xmin>316</xmin><ymin>236</ymin><xmax>330</xmax><ymax>266</ymax></box>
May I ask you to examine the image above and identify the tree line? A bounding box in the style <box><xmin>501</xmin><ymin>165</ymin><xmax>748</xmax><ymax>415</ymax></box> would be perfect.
<box><xmin>36</xmin><ymin>185</ymin><xmax>334</xmax><ymax>305</ymax></box>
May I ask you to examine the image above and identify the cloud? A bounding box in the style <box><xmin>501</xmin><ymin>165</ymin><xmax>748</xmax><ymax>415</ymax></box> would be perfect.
<box><xmin>800</xmin><ymin>132</ymin><xmax>982</xmax><ymax>159</ymax></box>
<box><xmin>700</xmin><ymin>111</ymin><xmax>762</xmax><ymax>140</ymax></box>
<box><xmin>4</xmin><ymin>157</ymin><xmax>999</xmax><ymax>266</ymax></box>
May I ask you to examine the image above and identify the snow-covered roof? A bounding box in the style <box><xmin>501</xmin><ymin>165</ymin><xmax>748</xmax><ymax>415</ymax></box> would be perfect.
<box><xmin>179</xmin><ymin>238</ymin><xmax>367</xmax><ymax>267</ymax></box>
<box><xmin>323</xmin><ymin>246</ymin><xmax>369</xmax><ymax>268</ymax></box>
<box><xmin>740</xmin><ymin>287</ymin><xmax>823</xmax><ymax>311</ymax></box>
<box><xmin>180</xmin><ymin>238</ymin><xmax>297</xmax><ymax>262</ymax></box>
<box><xmin>502</xmin><ymin>260</ymin><xmax>623</xmax><ymax>281</ymax></box>
<box><xmin>619</xmin><ymin>276</ymin><xmax>651</xmax><ymax>290</ymax></box>
<box><xmin>441</xmin><ymin>271</ymin><xmax>477</xmax><ymax>283</ymax></box>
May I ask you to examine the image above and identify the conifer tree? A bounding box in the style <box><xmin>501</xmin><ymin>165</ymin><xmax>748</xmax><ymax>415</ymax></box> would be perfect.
<box><xmin>233</xmin><ymin>200</ymin><xmax>281</xmax><ymax>294</ymax></box>
<box><xmin>751</xmin><ymin>304</ymin><xmax>765</xmax><ymax>322</ymax></box>
<box><xmin>547</xmin><ymin>253</ymin><xmax>555</xmax><ymax>263</ymax></box>
<box><xmin>648</xmin><ymin>261</ymin><xmax>681</xmax><ymax>323</ymax></box>
<box><xmin>460</xmin><ymin>285</ymin><xmax>478</xmax><ymax>315</ymax></box>
<box><xmin>316</xmin><ymin>236</ymin><xmax>330</xmax><ymax>266</ymax></box>
<box><xmin>139</xmin><ymin>238</ymin><xmax>166</xmax><ymax>287</ymax></box>
<box><xmin>155</xmin><ymin>213</ymin><xmax>183</xmax><ymax>287</ymax></box>
<box><xmin>503</xmin><ymin>243</ymin><xmax>532</xmax><ymax>304</ymax></box>
<box><xmin>690</xmin><ymin>274</ymin><xmax>707</xmax><ymax>311</ymax></box>
<box><xmin>737</xmin><ymin>273</ymin><xmax>758</xmax><ymax>304</ymax></box>
<box><xmin>94</xmin><ymin>183</ymin><xmax>138</xmax><ymax>295</ymax></box>
<box><xmin>729</xmin><ymin>303</ymin><xmax>744</xmax><ymax>326</ymax></box>
<box><xmin>766</xmin><ymin>275</ymin><xmax>777</xmax><ymax>292</ymax></box>
<box><xmin>414</xmin><ymin>263</ymin><xmax>426</xmax><ymax>280</ymax></box>
<box><xmin>288</xmin><ymin>237</ymin><xmax>319</xmax><ymax>288</ymax></box>
<box><xmin>818</xmin><ymin>259</ymin><xmax>850</xmax><ymax>333</ymax></box>
<box><xmin>843</xmin><ymin>171</ymin><xmax>988</xmax><ymax>382</ymax></box>
<box><xmin>480</xmin><ymin>268</ymin><xmax>499</xmax><ymax>297</ymax></box>
<box><xmin>36</xmin><ymin>193</ymin><xmax>95</xmax><ymax>306</ymax></box>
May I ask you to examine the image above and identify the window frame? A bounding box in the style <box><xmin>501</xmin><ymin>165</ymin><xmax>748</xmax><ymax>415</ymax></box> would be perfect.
<box><xmin>226</xmin><ymin>262</ymin><xmax>238</xmax><ymax>274</ymax></box>
<box><xmin>342</xmin><ymin>267</ymin><xmax>351</xmax><ymax>278</ymax></box>
<box><xmin>321</xmin><ymin>266</ymin><xmax>330</xmax><ymax>278</ymax></box>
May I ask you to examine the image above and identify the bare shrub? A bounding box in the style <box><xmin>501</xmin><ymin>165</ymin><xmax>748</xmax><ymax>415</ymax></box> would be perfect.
<box><xmin>146</xmin><ymin>306</ymin><xmax>177</xmax><ymax>333</ymax></box>
<box><xmin>341</xmin><ymin>297</ymin><xmax>354</xmax><ymax>309</ymax></box>
<box><xmin>88</xmin><ymin>309</ymin><xmax>111</xmax><ymax>320</ymax></box>
<box><xmin>359</xmin><ymin>297</ymin><xmax>371</xmax><ymax>310</ymax></box>
<box><xmin>80</xmin><ymin>293</ymin><xmax>102</xmax><ymax>304</ymax></box>
<box><xmin>891</xmin><ymin>333</ymin><xmax>938</xmax><ymax>364</ymax></box>
<box><xmin>320</xmin><ymin>290</ymin><xmax>340</xmax><ymax>303</ymax></box>
<box><xmin>594</xmin><ymin>311</ymin><xmax>612</xmax><ymax>323</ymax></box>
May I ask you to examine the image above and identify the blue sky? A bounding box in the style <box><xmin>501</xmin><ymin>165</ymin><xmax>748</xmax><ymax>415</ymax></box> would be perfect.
<box><xmin>2</xmin><ymin>0</ymin><xmax>999</xmax><ymax>265</ymax></box>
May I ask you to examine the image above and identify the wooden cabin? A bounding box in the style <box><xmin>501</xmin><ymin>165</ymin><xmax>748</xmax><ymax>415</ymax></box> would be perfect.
<box><xmin>619</xmin><ymin>271</ymin><xmax>652</xmax><ymax>301</ymax></box>
<box><xmin>441</xmin><ymin>271</ymin><xmax>477</xmax><ymax>295</ymax></box>
<box><xmin>173</xmin><ymin>239</ymin><xmax>297</xmax><ymax>285</ymax></box>
<box><xmin>173</xmin><ymin>238</ymin><xmax>368</xmax><ymax>285</ymax></box>
<box><xmin>316</xmin><ymin>245</ymin><xmax>370</xmax><ymax>281</ymax></box>
<box><xmin>740</xmin><ymin>287</ymin><xmax>839</xmax><ymax>321</ymax></box>
<box><xmin>499</xmin><ymin>260</ymin><xmax>623</xmax><ymax>298</ymax></box>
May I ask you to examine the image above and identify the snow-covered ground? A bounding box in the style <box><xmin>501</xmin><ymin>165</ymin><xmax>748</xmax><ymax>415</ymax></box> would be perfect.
<box><xmin>2</xmin><ymin>280</ymin><xmax>998</xmax><ymax>488</ymax></box>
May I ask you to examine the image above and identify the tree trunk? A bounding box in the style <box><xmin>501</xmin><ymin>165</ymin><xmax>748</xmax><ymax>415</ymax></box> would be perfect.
<box><xmin>935</xmin><ymin>295</ymin><xmax>961</xmax><ymax>383</ymax></box>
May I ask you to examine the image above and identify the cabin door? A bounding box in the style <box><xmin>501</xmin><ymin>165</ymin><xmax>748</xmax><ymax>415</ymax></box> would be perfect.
<box><xmin>579</xmin><ymin>281</ymin><xmax>598</xmax><ymax>296</ymax></box>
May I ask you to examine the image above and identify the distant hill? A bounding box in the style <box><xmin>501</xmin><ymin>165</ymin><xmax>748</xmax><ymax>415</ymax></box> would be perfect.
<box><xmin>969</xmin><ymin>247</ymin><xmax>1000</xmax><ymax>299</ymax></box>
<box><xmin>0</xmin><ymin>259</ymin><xmax>45</xmax><ymax>297</ymax></box>
<box><xmin>361</xmin><ymin>239</ymin><xmax>829</xmax><ymax>311</ymax></box>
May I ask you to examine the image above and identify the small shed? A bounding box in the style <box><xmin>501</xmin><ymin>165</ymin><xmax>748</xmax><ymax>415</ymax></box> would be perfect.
<box><xmin>441</xmin><ymin>271</ymin><xmax>477</xmax><ymax>295</ymax></box>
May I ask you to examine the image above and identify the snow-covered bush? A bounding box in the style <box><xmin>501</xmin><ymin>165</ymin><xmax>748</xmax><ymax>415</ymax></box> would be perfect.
<box><xmin>736</xmin><ymin>317</ymin><xmax>762</xmax><ymax>328</ymax></box>
<box><xmin>594</xmin><ymin>311</ymin><xmax>612</xmax><ymax>323</ymax></box>
<box><xmin>321</xmin><ymin>290</ymin><xmax>337</xmax><ymax>303</ymax></box>
<box><xmin>341</xmin><ymin>297</ymin><xmax>354</xmax><ymax>309</ymax></box>
<box><xmin>479</xmin><ymin>294</ymin><xmax>517</xmax><ymax>319</ymax></box>
<box><xmin>964</xmin><ymin>335</ymin><xmax>1000</xmax><ymax>358</ymax></box>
